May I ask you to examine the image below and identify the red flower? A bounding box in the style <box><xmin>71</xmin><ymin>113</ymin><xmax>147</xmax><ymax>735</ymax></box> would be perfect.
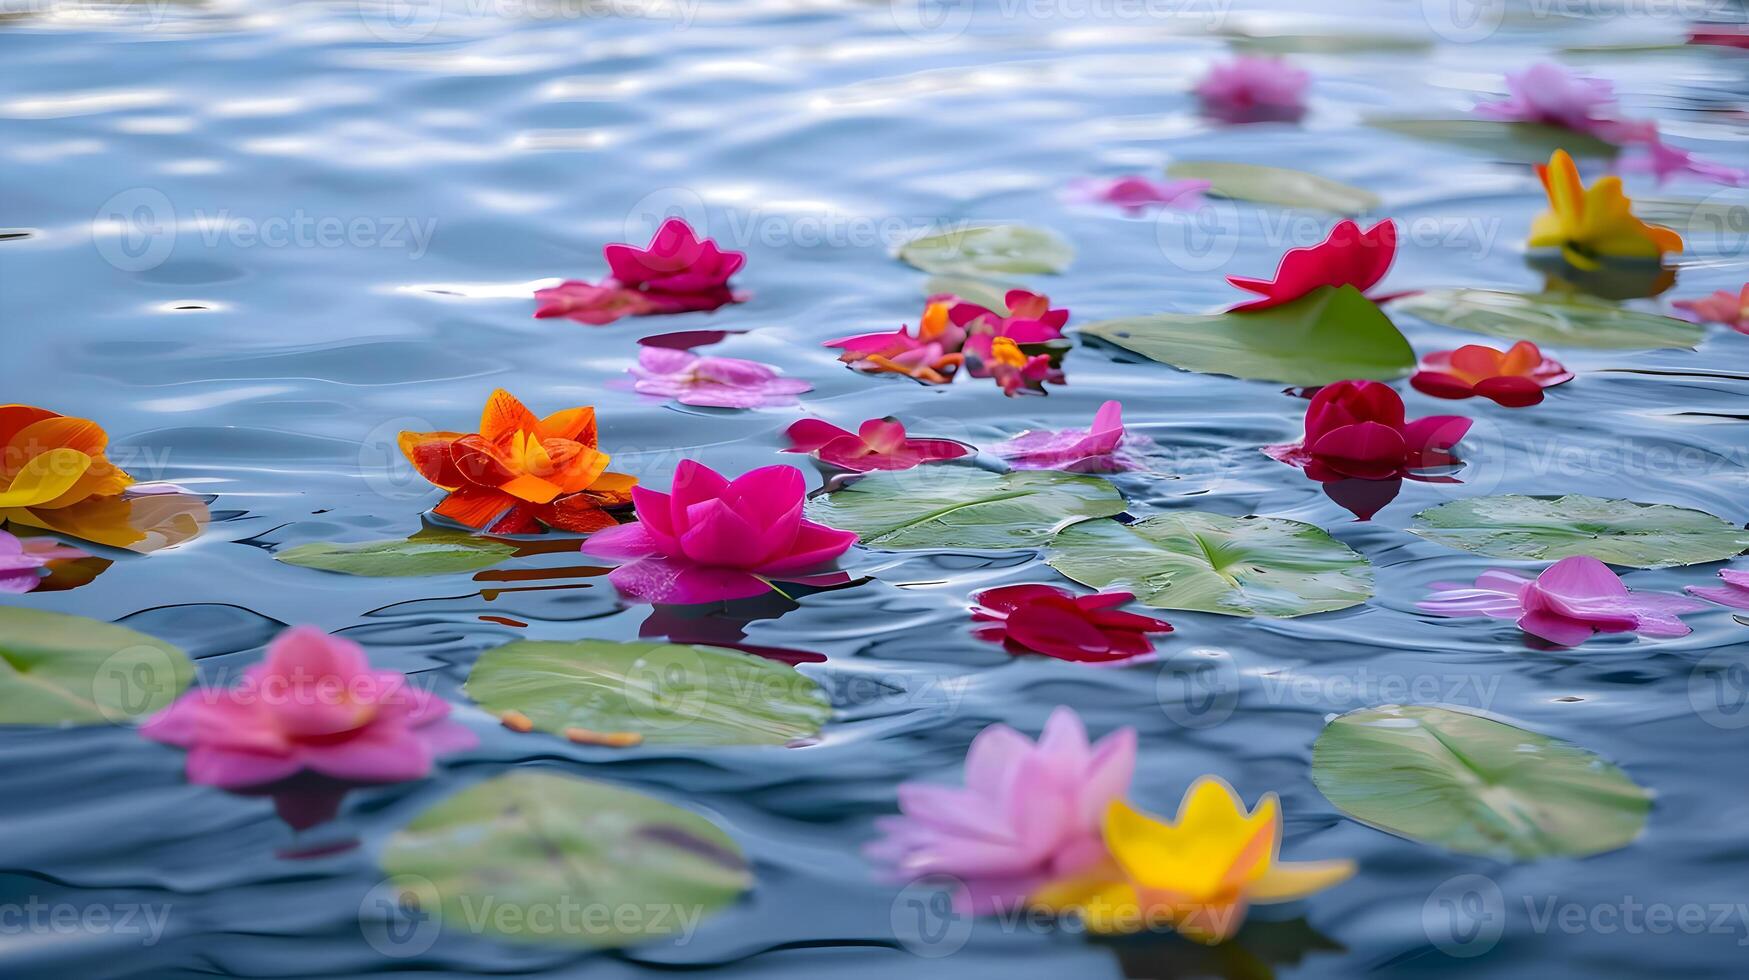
<box><xmin>1227</xmin><ymin>219</ymin><xmax>1397</xmax><ymax>312</ymax></box>
<box><xmin>783</xmin><ymin>417</ymin><xmax>969</xmax><ymax>472</ymax></box>
<box><xmin>1265</xmin><ymin>380</ymin><xmax>1470</xmax><ymax>481</ymax></box>
<box><xmin>971</xmin><ymin>585</ymin><xmax>1173</xmax><ymax>664</ymax></box>
<box><xmin>1410</xmin><ymin>342</ymin><xmax>1573</xmax><ymax>407</ymax></box>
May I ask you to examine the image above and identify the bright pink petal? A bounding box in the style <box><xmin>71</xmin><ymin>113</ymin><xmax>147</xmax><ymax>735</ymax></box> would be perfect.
<box><xmin>1309</xmin><ymin>421</ymin><xmax>1407</xmax><ymax>479</ymax></box>
<box><xmin>580</xmin><ymin>521</ymin><xmax>666</xmax><ymax>561</ymax></box>
<box><xmin>605</xmin><ymin>557</ymin><xmax>771</xmax><ymax>603</ymax></box>
<box><xmin>785</xmin><ymin>418</ymin><xmax>855</xmax><ymax>453</ymax></box>
<box><xmin>754</xmin><ymin>520</ymin><xmax>857</xmax><ymax>575</ymax></box>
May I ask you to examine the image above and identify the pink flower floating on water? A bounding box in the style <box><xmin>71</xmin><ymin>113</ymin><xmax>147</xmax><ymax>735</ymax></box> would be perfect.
<box><xmin>0</xmin><ymin>530</ymin><xmax>90</xmax><ymax>593</ymax></box>
<box><xmin>1227</xmin><ymin>219</ymin><xmax>1397</xmax><ymax>312</ymax></box>
<box><xmin>991</xmin><ymin>400</ymin><xmax>1144</xmax><ymax>472</ymax></box>
<box><xmin>1620</xmin><ymin>140</ymin><xmax>1748</xmax><ymax>187</ymax></box>
<box><xmin>1195</xmin><ymin>55</ymin><xmax>1309</xmax><ymax>123</ymax></box>
<box><xmin>1687</xmin><ymin>569</ymin><xmax>1749</xmax><ymax>609</ymax></box>
<box><xmin>1063</xmin><ymin>175</ymin><xmax>1210</xmax><ymax>213</ymax></box>
<box><xmin>865</xmin><ymin>706</ymin><xmax>1136</xmax><ymax>914</ymax></box>
<box><xmin>534</xmin><ymin>218</ymin><xmax>747</xmax><ymax>325</ymax></box>
<box><xmin>1266</xmin><ymin>380</ymin><xmax>1470</xmax><ymax>482</ymax></box>
<box><xmin>971</xmin><ymin>585</ymin><xmax>1173</xmax><ymax>665</ymax></box>
<box><xmin>630</xmin><ymin>347</ymin><xmax>811</xmax><ymax>408</ymax></box>
<box><xmin>1410</xmin><ymin>341</ymin><xmax>1573</xmax><ymax>408</ymax></box>
<box><xmin>1674</xmin><ymin>284</ymin><xmax>1749</xmax><ymax>334</ymax></box>
<box><xmin>141</xmin><ymin>626</ymin><xmax>476</xmax><ymax>789</ymax></box>
<box><xmin>783</xmin><ymin>417</ymin><xmax>969</xmax><ymax>472</ymax></box>
<box><xmin>1474</xmin><ymin>63</ymin><xmax>1622</xmax><ymax>137</ymax></box>
<box><xmin>582</xmin><ymin>460</ymin><xmax>858</xmax><ymax>604</ymax></box>
<box><xmin>826</xmin><ymin>290</ymin><xmax>1068</xmax><ymax>395</ymax></box>
<box><xmin>1419</xmin><ymin>555</ymin><xmax>1709</xmax><ymax>646</ymax></box>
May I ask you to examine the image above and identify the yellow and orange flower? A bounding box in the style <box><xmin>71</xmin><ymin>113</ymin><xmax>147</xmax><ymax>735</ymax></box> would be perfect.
<box><xmin>399</xmin><ymin>389</ymin><xmax>636</xmax><ymax>534</ymax></box>
<box><xmin>1029</xmin><ymin>777</ymin><xmax>1354</xmax><ymax>944</ymax></box>
<box><xmin>1529</xmin><ymin>149</ymin><xmax>1683</xmax><ymax>270</ymax></box>
<box><xmin>0</xmin><ymin>405</ymin><xmax>205</xmax><ymax>552</ymax></box>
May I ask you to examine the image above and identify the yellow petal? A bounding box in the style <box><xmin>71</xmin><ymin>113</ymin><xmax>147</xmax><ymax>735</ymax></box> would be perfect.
<box><xmin>1104</xmin><ymin>779</ymin><xmax>1277</xmax><ymax>900</ymax></box>
<box><xmin>0</xmin><ymin>449</ymin><xmax>91</xmax><ymax>507</ymax></box>
<box><xmin>1029</xmin><ymin>867</ymin><xmax>1147</xmax><ymax>935</ymax></box>
<box><xmin>1248</xmin><ymin>858</ymin><xmax>1356</xmax><ymax>904</ymax></box>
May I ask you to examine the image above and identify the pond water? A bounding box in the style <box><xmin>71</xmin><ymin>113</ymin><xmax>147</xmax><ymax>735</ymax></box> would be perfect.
<box><xmin>4</xmin><ymin>1</ymin><xmax>1749</xmax><ymax>977</ymax></box>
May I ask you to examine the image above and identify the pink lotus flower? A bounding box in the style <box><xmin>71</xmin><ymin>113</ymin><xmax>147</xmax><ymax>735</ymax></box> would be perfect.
<box><xmin>1687</xmin><ymin>569</ymin><xmax>1749</xmax><ymax>609</ymax></box>
<box><xmin>1266</xmin><ymin>380</ymin><xmax>1471</xmax><ymax>482</ymax></box>
<box><xmin>533</xmin><ymin>218</ymin><xmax>747</xmax><ymax>325</ymax></box>
<box><xmin>991</xmin><ymin>400</ymin><xmax>1145</xmax><ymax>472</ymax></box>
<box><xmin>630</xmin><ymin>347</ymin><xmax>812</xmax><ymax>408</ymax></box>
<box><xmin>1195</xmin><ymin>55</ymin><xmax>1309</xmax><ymax>123</ymax></box>
<box><xmin>1475</xmin><ymin>63</ymin><xmax>1620</xmax><ymax>135</ymax></box>
<box><xmin>1227</xmin><ymin>219</ymin><xmax>1397</xmax><ymax>312</ymax></box>
<box><xmin>865</xmin><ymin>706</ymin><xmax>1136</xmax><ymax>914</ymax></box>
<box><xmin>1673</xmin><ymin>284</ymin><xmax>1749</xmax><ymax>334</ymax></box>
<box><xmin>0</xmin><ymin>530</ymin><xmax>90</xmax><ymax>593</ymax></box>
<box><xmin>1621</xmin><ymin>140</ymin><xmax>1748</xmax><ymax>187</ymax></box>
<box><xmin>783</xmin><ymin>417</ymin><xmax>969</xmax><ymax>472</ymax></box>
<box><xmin>1064</xmin><ymin>175</ymin><xmax>1210</xmax><ymax>213</ymax></box>
<box><xmin>581</xmin><ymin>460</ymin><xmax>859</xmax><ymax>604</ymax></box>
<box><xmin>141</xmin><ymin>626</ymin><xmax>477</xmax><ymax>789</ymax></box>
<box><xmin>1410</xmin><ymin>342</ymin><xmax>1573</xmax><ymax>407</ymax></box>
<box><xmin>971</xmin><ymin>585</ymin><xmax>1173</xmax><ymax>665</ymax></box>
<box><xmin>1419</xmin><ymin>555</ymin><xmax>1709</xmax><ymax>646</ymax></box>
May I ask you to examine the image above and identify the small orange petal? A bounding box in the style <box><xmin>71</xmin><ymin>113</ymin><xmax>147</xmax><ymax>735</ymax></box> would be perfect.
<box><xmin>478</xmin><ymin>389</ymin><xmax>540</xmax><ymax>444</ymax></box>
<box><xmin>433</xmin><ymin>486</ymin><xmax>515</xmax><ymax>528</ymax></box>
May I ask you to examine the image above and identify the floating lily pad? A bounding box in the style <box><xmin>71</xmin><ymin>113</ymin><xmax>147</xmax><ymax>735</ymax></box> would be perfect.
<box><xmin>1046</xmin><ymin>512</ymin><xmax>1373</xmax><ymax>618</ymax></box>
<box><xmin>1312</xmin><ymin>705</ymin><xmax>1650</xmax><ymax>859</ymax></box>
<box><xmin>1367</xmin><ymin>118</ymin><xmax>1619</xmax><ymax>163</ymax></box>
<box><xmin>898</xmin><ymin>224</ymin><xmax>1073</xmax><ymax>276</ymax></box>
<box><xmin>1392</xmin><ymin>289</ymin><xmax>1702</xmax><ymax>350</ymax></box>
<box><xmin>378</xmin><ymin>771</ymin><xmax>751</xmax><ymax>948</ymax></box>
<box><xmin>466</xmin><ymin>640</ymin><xmax>830</xmax><ymax>746</ymax></box>
<box><xmin>275</xmin><ymin>532</ymin><xmax>516</xmax><ymax>577</ymax></box>
<box><xmin>1410</xmin><ymin>495</ymin><xmax>1749</xmax><ymax>568</ymax></box>
<box><xmin>806</xmin><ymin>469</ymin><xmax>1125</xmax><ymax>551</ymax></box>
<box><xmin>1080</xmin><ymin>285</ymin><xmax>1414</xmax><ymax>386</ymax></box>
<box><xmin>1223</xmin><ymin>31</ymin><xmax>1431</xmax><ymax>54</ymax></box>
<box><xmin>922</xmin><ymin>274</ymin><xmax>1021</xmax><ymax>311</ymax></box>
<box><xmin>1165</xmin><ymin>162</ymin><xmax>1380</xmax><ymax>216</ymax></box>
<box><xmin>0</xmin><ymin>608</ymin><xmax>193</xmax><ymax>725</ymax></box>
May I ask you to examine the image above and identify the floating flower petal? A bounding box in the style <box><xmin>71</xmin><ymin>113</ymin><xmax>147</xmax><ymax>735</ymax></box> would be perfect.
<box><xmin>0</xmin><ymin>530</ymin><xmax>90</xmax><ymax>593</ymax></box>
<box><xmin>1064</xmin><ymin>175</ymin><xmax>1210</xmax><ymax>213</ymax></box>
<box><xmin>1195</xmin><ymin>55</ymin><xmax>1309</xmax><ymax>123</ymax></box>
<box><xmin>992</xmin><ymin>401</ymin><xmax>1146</xmax><ymax>472</ymax></box>
<box><xmin>1673</xmin><ymin>284</ymin><xmax>1749</xmax><ymax>334</ymax></box>
<box><xmin>1410</xmin><ymin>341</ymin><xmax>1573</xmax><ymax>407</ymax></box>
<box><xmin>971</xmin><ymin>584</ymin><xmax>1172</xmax><ymax>665</ymax></box>
<box><xmin>533</xmin><ymin>217</ymin><xmax>747</xmax><ymax>325</ymax></box>
<box><xmin>1529</xmin><ymin>149</ymin><xmax>1682</xmax><ymax>270</ymax></box>
<box><xmin>1474</xmin><ymin>63</ymin><xmax>1620</xmax><ymax>136</ymax></box>
<box><xmin>1419</xmin><ymin>555</ymin><xmax>1708</xmax><ymax>646</ymax></box>
<box><xmin>1265</xmin><ymin>380</ymin><xmax>1470</xmax><ymax>482</ymax></box>
<box><xmin>1686</xmin><ymin>569</ymin><xmax>1749</xmax><ymax>610</ymax></box>
<box><xmin>783</xmin><ymin>417</ymin><xmax>968</xmax><ymax>472</ymax></box>
<box><xmin>630</xmin><ymin>347</ymin><xmax>812</xmax><ymax>408</ymax></box>
<box><xmin>1227</xmin><ymin>220</ymin><xmax>1396</xmax><ymax>312</ymax></box>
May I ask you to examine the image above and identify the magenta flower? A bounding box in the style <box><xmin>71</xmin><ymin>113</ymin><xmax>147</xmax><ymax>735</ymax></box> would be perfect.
<box><xmin>1674</xmin><ymin>284</ymin><xmax>1749</xmax><ymax>334</ymax></box>
<box><xmin>1621</xmin><ymin>140</ymin><xmax>1748</xmax><ymax>187</ymax></box>
<box><xmin>1194</xmin><ymin>55</ymin><xmax>1309</xmax><ymax>123</ymax></box>
<box><xmin>141</xmin><ymin>626</ymin><xmax>476</xmax><ymax>789</ymax></box>
<box><xmin>1475</xmin><ymin>63</ymin><xmax>1620</xmax><ymax>135</ymax></box>
<box><xmin>1687</xmin><ymin>569</ymin><xmax>1749</xmax><ymax>609</ymax></box>
<box><xmin>1419</xmin><ymin>555</ymin><xmax>1709</xmax><ymax>646</ymax></box>
<box><xmin>783</xmin><ymin>417</ymin><xmax>969</xmax><ymax>472</ymax></box>
<box><xmin>1064</xmin><ymin>175</ymin><xmax>1210</xmax><ymax>213</ymax></box>
<box><xmin>1228</xmin><ymin>219</ymin><xmax>1397</xmax><ymax>313</ymax></box>
<box><xmin>533</xmin><ymin>280</ymin><xmax>661</xmax><ymax>325</ymax></box>
<box><xmin>582</xmin><ymin>461</ymin><xmax>859</xmax><ymax>604</ymax></box>
<box><xmin>606</xmin><ymin>217</ymin><xmax>745</xmax><ymax>295</ymax></box>
<box><xmin>0</xmin><ymin>531</ymin><xmax>90</xmax><ymax>593</ymax></box>
<box><xmin>630</xmin><ymin>347</ymin><xmax>812</xmax><ymax>408</ymax></box>
<box><xmin>1266</xmin><ymin>380</ymin><xmax>1471</xmax><ymax>482</ymax></box>
<box><xmin>991</xmin><ymin>400</ymin><xmax>1145</xmax><ymax>472</ymax></box>
<box><xmin>865</xmin><ymin>706</ymin><xmax>1136</xmax><ymax>914</ymax></box>
<box><xmin>972</xmin><ymin>585</ymin><xmax>1173</xmax><ymax>665</ymax></box>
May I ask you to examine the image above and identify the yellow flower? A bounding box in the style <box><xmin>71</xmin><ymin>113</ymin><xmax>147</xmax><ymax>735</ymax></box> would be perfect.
<box><xmin>1029</xmin><ymin>777</ymin><xmax>1354</xmax><ymax>944</ymax></box>
<box><xmin>1528</xmin><ymin>149</ymin><xmax>1682</xmax><ymax>270</ymax></box>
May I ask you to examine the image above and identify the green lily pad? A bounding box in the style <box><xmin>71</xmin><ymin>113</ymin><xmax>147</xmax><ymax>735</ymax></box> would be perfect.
<box><xmin>1045</xmin><ymin>512</ymin><xmax>1374</xmax><ymax>618</ymax></box>
<box><xmin>1392</xmin><ymin>289</ymin><xmax>1703</xmax><ymax>350</ymax></box>
<box><xmin>0</xmin><ymin>608</ymin><xmax>193</xmax><ymax>725</ymax></box>
<box><xmin>378</xmin><ymin>771</ymin><xmax>751</xmax><ymax>948</ymax></box>
<box><xmin>466</xmin><ymin>640</ymin><xmax>830</xmax><ymax>746</ymax></box>
<box><xmin>275</xmin><ymin>532</ymin><xmax>516</xmax><ymax>577</ymax></box>
<box><xmin>1080</xmin><ymin>285</ymin><xmax>1414</xmax><ymax>386</ymax></box>
<box><xmin>1312</xmin><ymin>705</ymin><xmax>1650</xmax><ymax>859</ymax></box>
<box><xmin>897</xmin><ymin>224</ymin><xmax>1073</xmax><ymax>276</ymax></box>
<box><xmin>805</xmin><ymin>469</ymin><xmax>1125</xmax><ymax>551</ymax></box>
<box><xmin>1366</xmin><ymin>118</ymin><xmax>1619</xmax><ymax>163</ymax></box>
<box><xmin>1223</xmin><ymin>31</ymin><xmax>1431</xmax><ymax>55</ymax></box>
<box><xmin>1165</xmin><ymin>162</ymin><xmax>1380</xmax><ymax>215</ymax></box>
<box><xmin>1409</xmin><ymin>495</ymin><xmax>1749</xmax><ymax>568</ymax></box>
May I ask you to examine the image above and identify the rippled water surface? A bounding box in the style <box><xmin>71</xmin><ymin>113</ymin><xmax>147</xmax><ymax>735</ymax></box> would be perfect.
<box><xmin>5</xmin><ymin>1</ymin><xmax>1749</xmax><ymax>977</ymax></box>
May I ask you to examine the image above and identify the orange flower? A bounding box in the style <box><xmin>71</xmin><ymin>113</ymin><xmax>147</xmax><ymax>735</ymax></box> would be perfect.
<box><xmin>0</xmin><ymin>405</ymin><xmax>206</xmax><ymax>552</ymax></box>
<box><xmin>399</xmin><ymin>390</ymin><xmax>636</xmax><ymax>534</ymax></box>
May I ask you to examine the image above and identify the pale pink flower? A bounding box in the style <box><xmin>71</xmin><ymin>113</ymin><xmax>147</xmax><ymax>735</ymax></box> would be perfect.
<box><xmin>1475</xmin><ymin>63</ymin><xmax>1618</xmax><ymax>134</ymax></box>
<box><xmin>0</xmin><ymin>531</ymin><xmax>89</xmax><ymax>593</ymax></box>
<box><xmin>629</xmin><ymin>347</ymin><xmax>812</xmax><ymax>408</ymax></box>
<box><xmin>1195</xmin><ymin>55</ymin><xmax>1309</xmax><ymax>122</ymax></box>
<box><xmin>1687</xmin><ymin>569</ymin><xmax>1749</xmax><ymax>609</ymax></box>
<box><xmin>1063</xmin><ymin>175</ymin><xmax>1210</xmax><ymax>213</ymax></box>
<box><xmin>1620</xmin><ymin>140</ymin><xmax>1748</xmax><ymax>187</ymax></box>
<box><xmin>1419</xmin><ymin>555</ymin><xmax>1708</xmax><ymax>646</ymax></box>
<box><xmin>991</xmin><ymin>401</ymin><xmax>1148</xmax><ymax>472</ymax></box>
<box><xmin>1673</xmin><ymin>284</ymin><xmax>1749</xmax><ymax>334</ymax></box>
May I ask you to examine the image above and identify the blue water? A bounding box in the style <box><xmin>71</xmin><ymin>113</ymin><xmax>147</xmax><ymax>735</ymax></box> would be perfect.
<box><xmin>5</xmin><ymin>1</ymin><xmax>1749</xmax><ymax>977</ymax></box>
